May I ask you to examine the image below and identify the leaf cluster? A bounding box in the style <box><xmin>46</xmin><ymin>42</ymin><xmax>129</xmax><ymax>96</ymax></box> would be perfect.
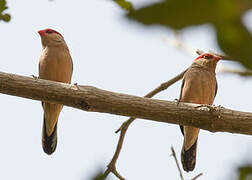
<box><xmin>116</xmin><ymin>0</ymin><xmax>252</xmax><ymax>69</ymax></box>
<box><xmin>0</xmin><ymin>0</ymin><xmax>10</xmax><ymax>22</ymax></box>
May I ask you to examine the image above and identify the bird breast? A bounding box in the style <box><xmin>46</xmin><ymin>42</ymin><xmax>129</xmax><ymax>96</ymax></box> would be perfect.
<box><xmin>181</xmin><ymin>67</ymin><xmax>217</xmax><ymax>105</ymax></box>
<box><xmin>39</xmin><ymin>46</ymin><xmax>73</xmax><ymax>84</ymax></box>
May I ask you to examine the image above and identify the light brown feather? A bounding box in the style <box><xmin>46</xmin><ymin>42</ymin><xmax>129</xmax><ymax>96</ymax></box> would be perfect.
<box><xmin>39</xmin><ymin>38</ymin><xmax>73</xmax><ymax>136</ymax></box>
<box><xmin>180</xmin><ymin>59</ymin><xmax>217</xmax><ymax>150</ymax></box>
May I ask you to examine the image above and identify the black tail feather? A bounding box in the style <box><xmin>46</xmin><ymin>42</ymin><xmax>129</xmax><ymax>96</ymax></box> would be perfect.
<box><xmin>181</xmin><ymin>139</ymin><xmax>197</xmax><ymax>172</ymax></box>
<box><xmin>42</xmin><ymin>116</ymin><xmax>57</xmax><ymax>155</ymax></box>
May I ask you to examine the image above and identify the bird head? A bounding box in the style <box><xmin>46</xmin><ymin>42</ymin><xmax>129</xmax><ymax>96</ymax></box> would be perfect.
<box><xmin>194</xmin><ymin>53</ymin><xmax>221</xmax><ymax>62</ymax></box>
<box><xmin>193</xmin><ymin>53</ymin><xmax>221</xmax><ymax>70</ymax></box>
<box><xmin>38</xmin><ymin>28</ymin><xmax>65</xmax><ymax>47</ymax></box>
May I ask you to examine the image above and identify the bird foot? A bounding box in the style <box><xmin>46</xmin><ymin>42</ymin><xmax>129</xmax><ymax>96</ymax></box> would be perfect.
<box><xmin>216</xmin><ymin>105</ymin><xmax>224</xmax><ymax>109</ymax></box>
<box><xmin>195</xmin><ymin>104</ymin><xmax>216</xmax><ymax>113</ymax></box>
<box><xmin>174</xmin><ymin>98</ymin><xmax>180</xmax><ymax>106</ymax></box>
<box><xmin>73</xmin><ymin>83</ymin><xmax>80</xmax><ymax>90</ymax></box>
<box><xmin>174</xmin><ymin>98</ymin><xmax>179</xmax><ymax>102</ymax></box>
<box><xmin>31</xmin><ymin>75</ymin><xmax>38</xmax><ymax>80</ymax></box>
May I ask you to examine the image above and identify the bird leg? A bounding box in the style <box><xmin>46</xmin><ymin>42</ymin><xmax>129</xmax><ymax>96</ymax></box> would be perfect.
<box><xmin>73</xmin><ymin>83</ymin><xmax>80</xmax><ymax>90</ymax></box>
<box><xmin>174</xmin><ymin>98</ymin><xmax>180</xmax><ymax>106</ymax></box>
<box><xmin>31</xmin><ymin>75</ymin><xmax>38</xmax><ymax>80</ymax></box>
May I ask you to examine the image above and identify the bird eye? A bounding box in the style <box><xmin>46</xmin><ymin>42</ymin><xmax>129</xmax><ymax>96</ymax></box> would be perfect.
<box><xmin>203</xmin><ymin>55</ymin><xmax>212</xmax><ymax>59</ymax></box>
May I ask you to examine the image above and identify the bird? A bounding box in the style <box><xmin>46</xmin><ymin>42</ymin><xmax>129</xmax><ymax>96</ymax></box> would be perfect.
<box><xmin>179</xmin><ymin>53</ymin><xmax>221</xmax><ymax>172</ymax></box>
<box><xmin>38</xmin><ymin>28</ymin><xmax>73</xmax><ymax>155</ymax></box>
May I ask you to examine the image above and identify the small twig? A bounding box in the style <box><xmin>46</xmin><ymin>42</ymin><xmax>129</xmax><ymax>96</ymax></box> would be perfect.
<box><xmin>162</xmin><ymin>36</ymin><xmax>196</xmax><ymax>57</ymax></box>
<box><xmin>208</xmin><ymin>50</ymin><xmax>233</xmax><ymax>61</ymax></box>
<box><xmin>191</xmin><ymin>173</ymin><xmax>203</xmax><ymax>180</ymax></box>
<box><xmin>171</xmin><ymin>146</ymin><xmax>203</xmax><ymax>180</ymax></box>
<box><xmin>103</xmin><ymin>118</ymin><xmax>134</xmax><ymax>180</ymax></box>
<box><xmin>104</xmin><ymin>69</ymin><xmax>187</xmax><ymax>179</ymax></box>
<box><xmin>171</xmin><ymin>146</ymin><xmax>184</xmax><ymax>180</ymax></box>
<box><xmin>162</xmin><ymin>34</ymin><xmax>232</xmax><ymax>61</ymax></box>
<box><xmin>115</xmin><ymin>69</ymin><xmax>187</xmax><ymax>133</ymax></box>
<box><xmin>218</xmin><ymin>66</ymin><xmax>252</xmax><ymax>77</ymax></box>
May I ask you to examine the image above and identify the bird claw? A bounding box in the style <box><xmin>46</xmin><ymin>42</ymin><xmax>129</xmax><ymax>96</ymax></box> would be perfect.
<box><xmin>174</xmin><ymin>98</ymin><xmax>179</xmax><ymax>102</ymax></box>
<box><xmin>73</xmin><ymin>83</ymin><xmax>80</xmax><ymax>90</ymax></box>
<box><xmin>31</xmin><ymin>75</ymin><xmax>38</xmax><ymax>80</ymax></box>
<box><xmin>195</xmin><ymin>104</ymin><xmax>216</xmax><ymax>112</ymax></box>
<box><xmin>174</xmin><ymin>98</ymin><xmax>180</xmax><ymax>106</ymax></box>
<box><xmin>216</xmin><ymin>105</ymin><xmax>224</xmax><ymax>109</ymax></box>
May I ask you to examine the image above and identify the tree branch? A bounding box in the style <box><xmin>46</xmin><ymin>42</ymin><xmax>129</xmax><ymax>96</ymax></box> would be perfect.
<box><xmin>171</xmin><ymin>146</ymin><xmax>203</xmax><ymax>180</ymax></box>
<box><xmin>191</xmin><ymin>173</ymin><xmax>203</xmax><ymax>180</ymax></box>
<box><xmin>171</xmin><ymin>146</ymin><xmax>184</xmax><ymax>180</ymax></box>
<box><xmin>1</xmin><ymin>71</ymin><xmax>252</xmax><ymax>135</ymax></box>
<box><xmin>104</xmin><ymin>69</ymin><xmax>186</xmax><ymax>179</ymax></box>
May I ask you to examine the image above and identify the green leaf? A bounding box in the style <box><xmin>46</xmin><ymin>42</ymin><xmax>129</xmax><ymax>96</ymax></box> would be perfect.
<box><xmin>127</xmin><ymin>0</ymin><xmax>217</xmax><ymax>29</ymax></box>
<box><xmin>0</xmin><ymin>0</ymin><xmax>7</xmax><ymax>12</ymax></box>
<box><xmin>0</xmin><ymin>0</ymin><xmax>11</xmax><ymax>22</ymax></box>
<box><xmin>238</xmin><ymin>166</ymin><xmax>252</xmax><ymax>180</ymax></box>
<box><xmin>0</xmin><ymin>0</ymin><xmax>6</xmax><ymax>7</ymax></box>
<box><xmin>113</xmin><ymin>0</ymin><xmax>134</xmax><ymax>12</ymax></box>
<box><xmin>126</xmin><ymin>0</ymin><xmax>247</xmax><ymax>29</ymax></box>
<box><xmin>1</xmin><ymin>13</ymin><xmax>10</xmax><ymax>22</ymax></box>
<box><xmin>216</xmin><ymin>19</ymin><xmax>252</xmax><ymax>69</ymax></box>
<box><xmin>125</xmin><ymin>0</ymin><xmax>252</xmax><ymax>69</ymax></box>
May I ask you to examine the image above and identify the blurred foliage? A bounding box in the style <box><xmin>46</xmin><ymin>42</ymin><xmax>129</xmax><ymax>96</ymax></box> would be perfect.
<box><xmin>114</xmin><ymin>0</ymin><xmax>252</xmax><ymax>70</ymax></box>
<box><xmin>238</xmin><ymin>165</ymin><xmax>252</xmax><ymax>180</ymax></box>
<box><xmin>113</xmin><ymin>0</ymin><xmax>134</xmax><ymax>11</ymax></box>
<box><xmin>0</xmin><ymin>0</ymin><xmax>10</xmax><ymax>22</ymax></box>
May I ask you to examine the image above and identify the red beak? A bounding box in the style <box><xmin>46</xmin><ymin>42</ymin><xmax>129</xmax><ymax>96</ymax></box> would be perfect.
<box><xmin>38</xmin><ymin>30</ymin><xmax>45</xmax><ymax>36</ymax></box>
<box><xmin>214</xmin><ymin>55</ymin><xmax>221</xmax><ymax>61</ymax></box>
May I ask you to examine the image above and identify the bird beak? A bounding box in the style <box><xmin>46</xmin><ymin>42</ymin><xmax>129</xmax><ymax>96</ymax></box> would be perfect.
<box><xmin>215</xmin><ymin>56</ymin><xmax>221</xmax><ymax>61</ymax></box>
<box><xmin>38</xmin><ymin>30</ymin><xmax>45</xmax><ymax>36</ymax></box>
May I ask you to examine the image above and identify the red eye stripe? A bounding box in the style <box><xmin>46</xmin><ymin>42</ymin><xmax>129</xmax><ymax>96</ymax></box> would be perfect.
<box><xmin>194</xmin><ymin>53</ymin><xmax>213</xmax><ymax>61</ymax></box>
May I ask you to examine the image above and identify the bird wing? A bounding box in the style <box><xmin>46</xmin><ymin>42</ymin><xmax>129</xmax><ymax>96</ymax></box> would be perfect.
<box><xmin>215</xmin><ymin>82</ymin><xmax>218</xmax><ymax>97</ymax></box>
<box><xmin>179</xmin><ymin>78</ymin><xmax>185</xmax><ymax>135</ymax></box>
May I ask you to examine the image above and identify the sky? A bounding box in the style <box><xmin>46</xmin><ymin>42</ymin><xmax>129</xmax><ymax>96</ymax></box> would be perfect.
<box><xmin>0</xmin><ymin>0</ymin><xmax>252</xmax><ymax>180</ymax></box>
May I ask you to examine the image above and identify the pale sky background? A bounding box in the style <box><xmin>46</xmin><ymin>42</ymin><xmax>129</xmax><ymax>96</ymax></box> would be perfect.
<box><xmin>0</xmin><ymin>1</ymin><xmax>252</xmax><ymax>180</ymax></box>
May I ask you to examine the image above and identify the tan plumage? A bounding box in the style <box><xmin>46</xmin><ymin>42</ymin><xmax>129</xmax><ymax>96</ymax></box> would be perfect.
<box><xmin>179</xmin><ymin>53</ymin><xmax>220</xmax><ymax>171</ymax></box>
<box><xmin>38</xmin><ymin>29</ymin><xmax>73</xmax><ymax>155</ymax></box>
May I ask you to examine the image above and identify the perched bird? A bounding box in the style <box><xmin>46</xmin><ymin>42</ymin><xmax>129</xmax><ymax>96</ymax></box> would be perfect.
<box><xmin>38</xmin><ymin>28</ymin><xmax>73</xmax><ymax>155</ymax></box>
<box><xmin>179</xmin><ymin>53</ymin><xmax>221</xmax><ymax>172</ymax></box>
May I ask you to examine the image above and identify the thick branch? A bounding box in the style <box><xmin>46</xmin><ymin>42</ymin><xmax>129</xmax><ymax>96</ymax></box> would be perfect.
<box><xmin>1</xmin><ymin>71</ymin><xmax>252</xmax><ymax>135</ymax></box>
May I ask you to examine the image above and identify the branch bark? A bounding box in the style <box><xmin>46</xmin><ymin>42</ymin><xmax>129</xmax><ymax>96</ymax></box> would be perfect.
<box><xmin>1</xmin><ymin>71</ymin><xmax>252</xmax><ymax>135</ymax></box>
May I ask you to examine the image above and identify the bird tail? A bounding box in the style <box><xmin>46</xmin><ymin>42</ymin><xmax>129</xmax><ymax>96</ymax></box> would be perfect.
<box><xmin>181</xmin><ymin>139</ymin><xmax>197</xmax><ymax>172</ymax></box>
<box><xmin>42</xmin><ymin>115</ymin><xmax>58</xmax><ymax>155</ymax></box>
